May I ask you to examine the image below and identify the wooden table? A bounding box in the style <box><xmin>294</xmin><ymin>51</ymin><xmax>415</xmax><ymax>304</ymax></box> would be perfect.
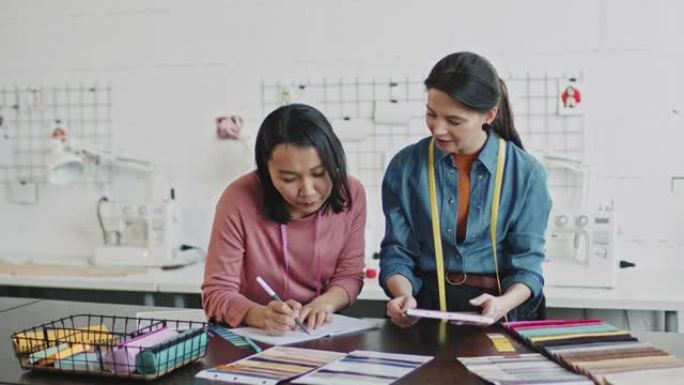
<box><xmin>0</xmin><ymin>297</ymin><xmax>40</xmax><ymax>313</ymax></box>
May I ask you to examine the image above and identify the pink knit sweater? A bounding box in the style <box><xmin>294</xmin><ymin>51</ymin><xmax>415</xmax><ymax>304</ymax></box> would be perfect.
<box><xmin>202</xmin><ymin>172</ymin><xmax>366</xmax><ymax>327</ymax></box>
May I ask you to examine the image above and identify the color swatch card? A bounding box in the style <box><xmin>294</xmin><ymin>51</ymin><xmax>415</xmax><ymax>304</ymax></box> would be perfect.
<box><xmin>209</xmin><ymin>325</ymin><xmax>262</xmax><ymax>353</ymax></box>
<box><xmin>406</xmin><ymin>308</ymin><xmax>495</xmax><ymax>326</ymax></box>
<box><xmin>486</xmin><ymin>333</ymin><xmax>516</xmax><ymax>354</ymax></box>
<box><xmin>230</xmin><ymin>314</ymin><xmax>378</xmax><ymax>346</ymax></box>
<box><xmin>292</xmin><ymin>350</ymin><xmax>433</xmax><ymax>385</ymax></box>
<box><xmin>458</xmin><ymin>353</ymin><xmax>593</xmax><ymax>385</ymax></box>
<box><xmin>195</xmin><ymin>346</ymin><xmax>345</xmax><ymax>385</ymax></box>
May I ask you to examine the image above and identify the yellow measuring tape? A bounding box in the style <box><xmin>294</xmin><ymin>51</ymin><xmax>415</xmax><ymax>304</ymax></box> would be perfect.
<box><xmin>427</xmin><ymin>137</ymin><xmax>506</xmax><ymax>318</ymax></box>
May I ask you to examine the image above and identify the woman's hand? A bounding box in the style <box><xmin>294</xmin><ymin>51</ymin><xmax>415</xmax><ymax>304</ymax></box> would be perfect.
<box><xmin>469</xmin><ymin>293</ymin><xmax>509</xmax><ymax>322</ymax></box>
<box><xmin>386</xmin><ymin>295</ymin><xmax>418</xmax><ymax>328</ymax></box>
<box><xmin>469</xmin><ymin>283</ymin><xmax>532</xmax><ymax>322</ymax></box>
<box><xmin>300</xmin><ymin>297</ymin><xmax>334</xmax><ymax>331</ymax></box>
<box><xmin>244</xmin><ymin>300</ymin><xmax>303</xmax><ymax>336</ymax></box>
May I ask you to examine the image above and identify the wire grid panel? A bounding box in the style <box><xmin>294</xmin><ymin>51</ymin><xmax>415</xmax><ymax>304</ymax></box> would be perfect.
<box><xmin>261</xmin><ymin>75</ymin><xmax>587</xmax><ymax>255</ymax></box>
<box><xmin>261</xmin><ymin>75</ymin><xmax>586</xmax><ymax>193</ymax></box>
<box><xmin>261</xmin><ymin>78</ymin><xmax>425</xmax><ymax>121</ymax></box>
<box><xmin>261</xmin><ymin>78</ymin><xmax>427</xmax><ymax>190</ymax></box>
<box><xmin>505</xmin><ymin>73</ymin><xmax>586</xmax><ymax>210</ymax></box>
<box><xmin>0</xmin><ymin>85</ymin><xmax>113</xmax><ymax>184</ymax></box>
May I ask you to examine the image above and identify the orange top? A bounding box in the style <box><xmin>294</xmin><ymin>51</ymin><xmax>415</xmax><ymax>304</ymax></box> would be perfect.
<box><xmin>452</xmin><ymin>152</ymin><xmax>479</xmax><ymax>243</ymax></box>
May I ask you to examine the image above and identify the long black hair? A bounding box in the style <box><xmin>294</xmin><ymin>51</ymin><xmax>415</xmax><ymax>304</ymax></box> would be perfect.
<box><xmin>424</xmin><ymin>52</ymin><xmax>524</xmax><ymax>149</ymax></box>
<box><xmin>254</xmin><ymin>103</ymin><xmax>352</xmax><ymax>224</ymax></box>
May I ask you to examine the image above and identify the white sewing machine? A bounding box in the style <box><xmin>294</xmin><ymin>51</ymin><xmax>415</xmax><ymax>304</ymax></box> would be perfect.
<box><xmin>91</xmin><ymin>199</ymin><xmax>197</xmax><ymax>267</ymax></box>
<box><xmin>543</xmin><ymin>211</ymin><xmax>618</xmax><ymax>288</ymax></box>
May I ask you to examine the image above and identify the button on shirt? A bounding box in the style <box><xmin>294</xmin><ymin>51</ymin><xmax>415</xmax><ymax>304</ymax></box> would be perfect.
<box><xmin>379</xmin><ymin>132</ymin><xmax>552</xmax><ymax>301</ymax></box>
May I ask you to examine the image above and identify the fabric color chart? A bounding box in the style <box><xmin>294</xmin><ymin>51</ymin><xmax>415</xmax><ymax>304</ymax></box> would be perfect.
<box><xmin>209</xmin><ymin>325</ymin><xmax>262</xmax><ymax>352</ymax></box>
<box><xmin>195</xmin><ymin>346</ymin><xmax>345</xmax><ymax>385</ymax></box>
<box><xmin>292</xmin><ymin>350</ymin><xmax>433</xmax><ymax>385</ymax></box>
<box><xmin>486</xmin><ymin>333</ymin><xmax>517</xmax><ymax>354</ymax></box>
<box><xmin>458</xmin><ymin>353</ymin><xmax>593</xmax><ymax>385</ymax></box>
<box><xmin>505</xmin><ymin>319</ymin><xmax>684</xmax><ymax>385</ymax></box>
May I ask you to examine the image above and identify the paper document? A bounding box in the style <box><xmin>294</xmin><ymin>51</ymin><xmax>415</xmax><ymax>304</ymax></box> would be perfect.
<box><xmin>406</xmin><ymin>308</ymin><xmax>495</xmax><ymax>325</ymax></box>
<box><xmin>230</xmin><ymin>314</ymin><xmax>378</xmax><ymax>345</ymax></box>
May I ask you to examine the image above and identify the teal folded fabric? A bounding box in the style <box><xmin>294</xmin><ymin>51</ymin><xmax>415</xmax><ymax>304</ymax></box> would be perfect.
<box><xmin>135</xmin><ymin>328</ymin><xmax>207</xmax><ymax>375</ymax></box>
<box><xmin>517</xmin><ymin>324</ymin><xmax>619</xmax><ymax>337</ymax></box>
<box><xmin>54</xmin><ymin>352</ymin><xmax>102</xmax><ymax>372</ymax></box>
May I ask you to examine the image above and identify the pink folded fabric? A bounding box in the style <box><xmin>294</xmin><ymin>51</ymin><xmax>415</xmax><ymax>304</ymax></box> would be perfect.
<box><xmin>104</xmin><ymin>327</ymin><xmax>178</xmax><ymax>374</ymax></box>
<box><xmin>509</xmin><ymin>320</ymin><xmax>605</xmax><ymax>331</ymax></box>
<box><xmin>505</xmin><ymin>319</ymin><xmax>603</xmax><ymax>329</ymax></box>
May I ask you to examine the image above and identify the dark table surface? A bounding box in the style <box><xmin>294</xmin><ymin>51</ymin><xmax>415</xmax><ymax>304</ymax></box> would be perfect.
<box><xmin>0</xmin><ymin>297</ymin><xmax>41</xmax><ymax>313</ymax></box>
<box><xmin>1</xmin><ymin>297</ymin><xmax>683</xmax><ymax>385</ymax></box>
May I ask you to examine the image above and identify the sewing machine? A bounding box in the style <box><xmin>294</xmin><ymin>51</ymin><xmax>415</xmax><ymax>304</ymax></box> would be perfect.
<box><xmin>543</xmin><ymin>211</ymin><xmax>618</xmax><ymax>288</ymax></box>
<box><xmin>91</xmin><ymin>199</ymin><xmax>197</xmax><ymax>268</ymax></box>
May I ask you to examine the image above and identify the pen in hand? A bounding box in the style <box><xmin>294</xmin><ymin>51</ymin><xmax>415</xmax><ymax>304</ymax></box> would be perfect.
<box><xmin>256</xmin><ymin>276</ymin><xmax>311</xmax><ymax>335</ymax></box>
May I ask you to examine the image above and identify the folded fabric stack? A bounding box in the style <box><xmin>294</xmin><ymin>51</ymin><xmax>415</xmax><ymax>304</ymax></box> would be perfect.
<box><xmin>504</xmin><ymin>319</ymin><xmax>684</xmax><ymax>385</ymax></box>
<box><xmin>458</xmin><ymin>353</ymin><xmax>594</xmax><ymax>385</ymax></box>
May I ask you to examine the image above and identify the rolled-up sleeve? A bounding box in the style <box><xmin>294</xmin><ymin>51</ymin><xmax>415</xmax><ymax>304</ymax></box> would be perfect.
<box><xmin>502</xmin><ymin>165</ymin><xmax>552</xmax><ymax>301</ymax></box>
<box><xmin>201</xmin><ymin>191</ymin><xmax>257</xmax><ymax>327</ymax></box>
<box><xmin>379</xmin><ymin>160</ymin><xmax>423</xmax><ymax>297</ymax></box>
<box><xmin>325</xmin><ymin>181</ymin><xmax>367</xmax><ymax>304</ymax></box>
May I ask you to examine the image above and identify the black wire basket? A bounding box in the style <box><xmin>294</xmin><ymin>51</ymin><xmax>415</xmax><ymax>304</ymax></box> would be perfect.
<box><xmin>11</xmin><ymin>314</ymin><xmax>208</xmax><ymax>380</ymax></box>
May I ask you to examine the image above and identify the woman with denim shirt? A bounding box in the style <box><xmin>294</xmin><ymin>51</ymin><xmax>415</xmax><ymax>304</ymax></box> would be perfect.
<box><xmin>379</xmin><ymin>52</ymin><xmax>552</xmax><ymax>327</ymax></box>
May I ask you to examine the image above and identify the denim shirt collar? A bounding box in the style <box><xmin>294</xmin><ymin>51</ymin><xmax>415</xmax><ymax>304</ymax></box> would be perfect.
<box><xmin>433</xmin><ymin>130</ymin><xmax>501</xmax><ymax>175</ymax></box>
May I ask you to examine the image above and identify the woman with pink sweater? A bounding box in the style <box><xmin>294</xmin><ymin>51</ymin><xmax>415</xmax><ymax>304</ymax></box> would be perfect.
<box><xmin>202</xmin><ymin>104</ymin><xmax>366</xmax><ymax>336</ymax></box>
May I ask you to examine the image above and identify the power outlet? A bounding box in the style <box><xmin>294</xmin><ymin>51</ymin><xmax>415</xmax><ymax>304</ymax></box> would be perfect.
<box><xmin>6</xmin><ymin>180</ymin><xmax>39</xmax><ymax>204</ymax></box>
<box><xmin>671</xmin><ymin>176</ymin><xmax>684</xmax><ymax>194</ymax></box>
<box><xmin>0</xmin><ymin>131</ymin><xmax>12</xmax><ymax>167</ymax></box>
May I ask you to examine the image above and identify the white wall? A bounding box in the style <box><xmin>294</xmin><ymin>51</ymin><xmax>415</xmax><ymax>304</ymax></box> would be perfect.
<box><xmin>0</xmin><ymin>0</ymin><xmax>683</xmax><ymax>268</ymax></box>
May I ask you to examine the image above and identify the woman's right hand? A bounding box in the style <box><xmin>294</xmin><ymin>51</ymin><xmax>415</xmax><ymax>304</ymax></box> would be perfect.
<box><xmin>386</xmin><ymin>295</ymin><xmax>418</xmax><ymax>328</ymax></box>
<box><xmin>245</xmin><ymin>300</ymin><xmax>303</xmax><ymax>336</ymax></box>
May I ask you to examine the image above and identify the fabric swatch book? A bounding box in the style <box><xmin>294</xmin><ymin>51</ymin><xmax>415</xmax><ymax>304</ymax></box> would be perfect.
<box><xmin>504</xmin><ymin>319</ymin><xmax>684</xmax><ymax>385</ymax></box>
<box><xmin>458</xmin><ymin>353</ymin><xmax>594</xmax><ymax>385</ymax></box>
<box><xmin>292</xmin><ymin>350</ymin><xmax>432</xmax><ymax>385</ymax></box>
<box><xmin>230</xmin><ymin>314</ymin><xmax>378</xmax><ymax>345</ymax></box>
<box><xmin>406</xmin><ymin>308</ymin><xmax>495</xmax><ymax>325</ymax></box>
<box><xmin>195</xmin><ymin>346</ymin><xmax>345</xmax><ymax>385</ymax></box>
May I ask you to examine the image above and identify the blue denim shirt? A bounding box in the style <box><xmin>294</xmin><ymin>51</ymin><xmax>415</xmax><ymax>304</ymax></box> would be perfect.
<box><xmin>379</xmin><ymin>132</ymin><xmax>552</xmax><ymax>302</ymax></box>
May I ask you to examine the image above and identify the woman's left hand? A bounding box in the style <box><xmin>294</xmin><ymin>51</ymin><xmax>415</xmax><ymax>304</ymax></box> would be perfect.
<box><xmin>300</xmin><ymin>298</ymin><xmax>334</xmax><ymax>330</ymax></box>
<box><xmin>469</xmin><ymin>293</ymin><xmax>510</xmax><ymax>322</ymax></box>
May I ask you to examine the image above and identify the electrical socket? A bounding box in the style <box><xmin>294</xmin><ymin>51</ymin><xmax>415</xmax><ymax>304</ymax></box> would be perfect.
<box><xmin>6</xmin><ymin>180</ymin><xmax>39</xmax><ymax>204</ymax></box>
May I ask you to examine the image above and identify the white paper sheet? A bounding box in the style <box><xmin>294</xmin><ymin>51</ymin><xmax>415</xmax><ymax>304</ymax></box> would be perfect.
<box><xmin>230</xmin><ymin>314</ymin><xmax>378</xmax><ymax>345</ymax></box>
<box><xmin>406</xmin><ymin>308</ymin><xmax>495</xmax><ymax>325</ymax></box>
